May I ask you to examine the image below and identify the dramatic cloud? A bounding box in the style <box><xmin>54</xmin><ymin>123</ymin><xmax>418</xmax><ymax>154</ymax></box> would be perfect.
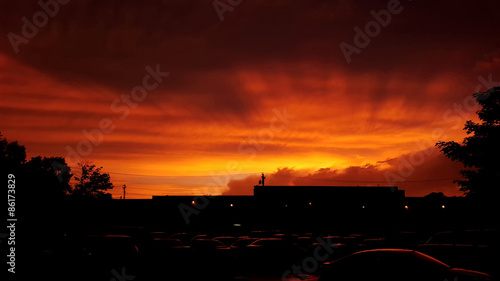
<box><xmin>1</xmin><ymin>0</ymin><xmax>498</xmax><ymax>198</ymax></box>
<box><xmin>224</xmin><ymin>147</ymin><xmax>465</xmax><ymax>197</ymax></box>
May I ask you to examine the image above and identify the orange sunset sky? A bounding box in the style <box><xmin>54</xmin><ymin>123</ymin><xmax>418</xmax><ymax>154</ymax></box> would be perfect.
<box><xmin>1</xmin><ymin>1</ymin><xmax>499</xmax><ymax>198</ymax></box>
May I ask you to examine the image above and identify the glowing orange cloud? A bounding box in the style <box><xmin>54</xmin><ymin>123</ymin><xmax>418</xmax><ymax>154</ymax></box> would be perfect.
<box><xmin>1</xmin><ymin>0</ymin><xmax>497</xmax><ymax>201</ymax></box>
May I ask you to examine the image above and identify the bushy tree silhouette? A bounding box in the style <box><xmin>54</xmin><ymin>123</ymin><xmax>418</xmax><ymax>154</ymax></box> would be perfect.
<box><xmin>25</xmin><ymin>156</ymin><xmax>73</xmax><ymax>200</ymax></box>
<box><xmin>2</xmin><ymin>132</ymin><xmax>72</xmax><ymax>199</ymax></box>
<box><xmin>73</xmin><ymin>160</ymin><xmax>113</xmax><ymax>199</ymax></box>
<box><xmin>2</xmin><ymin>132</ymin><xmax>113</xmax><ymax>200</ymax></box>
<box><xmin>436</xmin><ymin>87</ymin><xmax>500</xmax><ymax>201</ymax></box>
<box><xmin>0</xmin><ymin>131</ymin><xmax>26</xmax><ymax>173</ymax></box>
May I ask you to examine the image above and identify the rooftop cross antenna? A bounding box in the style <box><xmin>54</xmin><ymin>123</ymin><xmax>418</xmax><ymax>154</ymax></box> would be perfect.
<box><xmin>259</xmin><ymin>173</ymin><xmax>266</xmax><ymax>186</ymax></box>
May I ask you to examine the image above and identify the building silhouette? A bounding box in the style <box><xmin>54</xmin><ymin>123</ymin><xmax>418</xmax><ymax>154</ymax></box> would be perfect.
<box><xmin>254</xmin><ymin>185</ymin><xmax>404</xmax><ymax>211</ymax></box>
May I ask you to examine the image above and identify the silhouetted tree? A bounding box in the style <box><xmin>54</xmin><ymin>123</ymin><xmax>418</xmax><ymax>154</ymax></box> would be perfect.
<box><xmin>436</xmin><ymin>87</ymin><xmax>500</xmax><ymax>201</ymax></box>
<box><xmin>2</xmin><ymin>132</ymin><xmax>72</xmax><ymax>198</ymax></box>
<box><xmin>0</xmin><ymin>131</ymin><xmax>26</xmax><ymax>173</ymax></box>
<box><xmin>25</xmin><ymin>156</ymin><xmax>73</xmax><ymax>200</ymax></box>
<box><xmin>1</xmin><ymin>132</ymin><xmax>73</xmax><ymax>247</ymax></box>
<box><xmin>72</xmin><ymin>161</ymin><xmax>113</xmax><ymax>199</ymax></box>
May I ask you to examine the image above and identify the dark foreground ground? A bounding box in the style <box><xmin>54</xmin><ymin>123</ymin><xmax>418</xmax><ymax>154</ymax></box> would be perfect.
<box><xmin>25</xmin><ymin>226</ymin><xmax>500</xmax><ymax>281</ymax></box>
<box><xmin>7</xmin><ymin>198</ymin><xmax>500</xmax><ymax>281</ymax></box>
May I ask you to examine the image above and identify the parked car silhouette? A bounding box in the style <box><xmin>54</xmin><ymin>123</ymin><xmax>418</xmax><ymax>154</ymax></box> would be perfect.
<box><xmin>295</xmin><ymin>236</ymin><xmax>315</xmax><ymax>250</ymax></box>
<box><xmin>150</xmin><ymin>231</ymin><xmax>171</xmax><ymax>239</ymax></box>
<box><xmin>79</xmin><ymin>234</ymin><xmax>141</xmax><ymax>281</ymax></box>
<box><xmin>242</xmin><ymin>238</ymin><xmax>307</xmax><ymax>274</ymax></box>
<box><xmin>213</xmin><ymin>236</ymin><xmax>239</xmax><ymax>247</ymax></box>
<box><xmin>191</xmin><ymin>238</ymin><xmax>229</xmax><ymax>253</ymax></box>
<box><xmin>168</xmin><ymin>232</ymin><xmax>197</xmax><ymax>245</ymax></box>
<box><xmin>147</xmin><ymin>238</ymin><xmax>184</xmax><ymax>254</ymax></box>
<box><xmin>231</xmin><ymin>237</ymin><xmax>259</xmax><ymax>249</ymax></box>
<box><xmin>319</xmin><ymin>249</ymin><xmax>492</xmax><ymax>281</ymax></box>
<box><xmin>417</xmin><ymin>229</ymin><xmax>499</xmax><ymax>277</ymax></box>
<box><xmin>190</xmin><ymin>234</ymin><xmax>209</xmax><ymax>242</ymax></box>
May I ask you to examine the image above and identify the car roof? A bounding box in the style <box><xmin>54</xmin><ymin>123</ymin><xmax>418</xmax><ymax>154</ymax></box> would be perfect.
<box><xmin>254</xmin><ymin>238</ymin><xmax>283</xmax><ymax>241</ymax></box>
<box><xmin>337</xmin><ymin>248</ymin><xmax>450</xmax><ymax>268</ymax></box>
<box><xmin>357</xmin><ymin>248</ymin><xmax>415</xmax><ymax>254</ymax></box>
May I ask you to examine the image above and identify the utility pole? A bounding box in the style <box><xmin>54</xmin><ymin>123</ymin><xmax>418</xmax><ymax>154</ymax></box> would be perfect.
<box><xmin>123</xmin><ymin>184</ymin><xmax>126</xmax><ymax>200</ymax></box>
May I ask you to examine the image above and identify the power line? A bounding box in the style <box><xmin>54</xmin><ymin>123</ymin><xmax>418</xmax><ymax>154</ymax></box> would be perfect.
<box><xmin>107</xmin><ymin>170</ymin><xmax>455</xmax><ymax>184</ymax></box>
<box><xmin>292</xmin><ymin>177</ymin><xmax>455</xmax><ymax>184</ymax></box>
<box><xmin>107</xmin><ymin>171</ymin><xmax>254</xmax><ymax>178</ymax></box>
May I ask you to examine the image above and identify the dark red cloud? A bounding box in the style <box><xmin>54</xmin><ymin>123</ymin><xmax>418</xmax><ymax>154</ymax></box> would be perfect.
<box><xmin>1</xmin><ymin>1</ymin><xmax>499</xmax><ymax>85</ymax></box>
